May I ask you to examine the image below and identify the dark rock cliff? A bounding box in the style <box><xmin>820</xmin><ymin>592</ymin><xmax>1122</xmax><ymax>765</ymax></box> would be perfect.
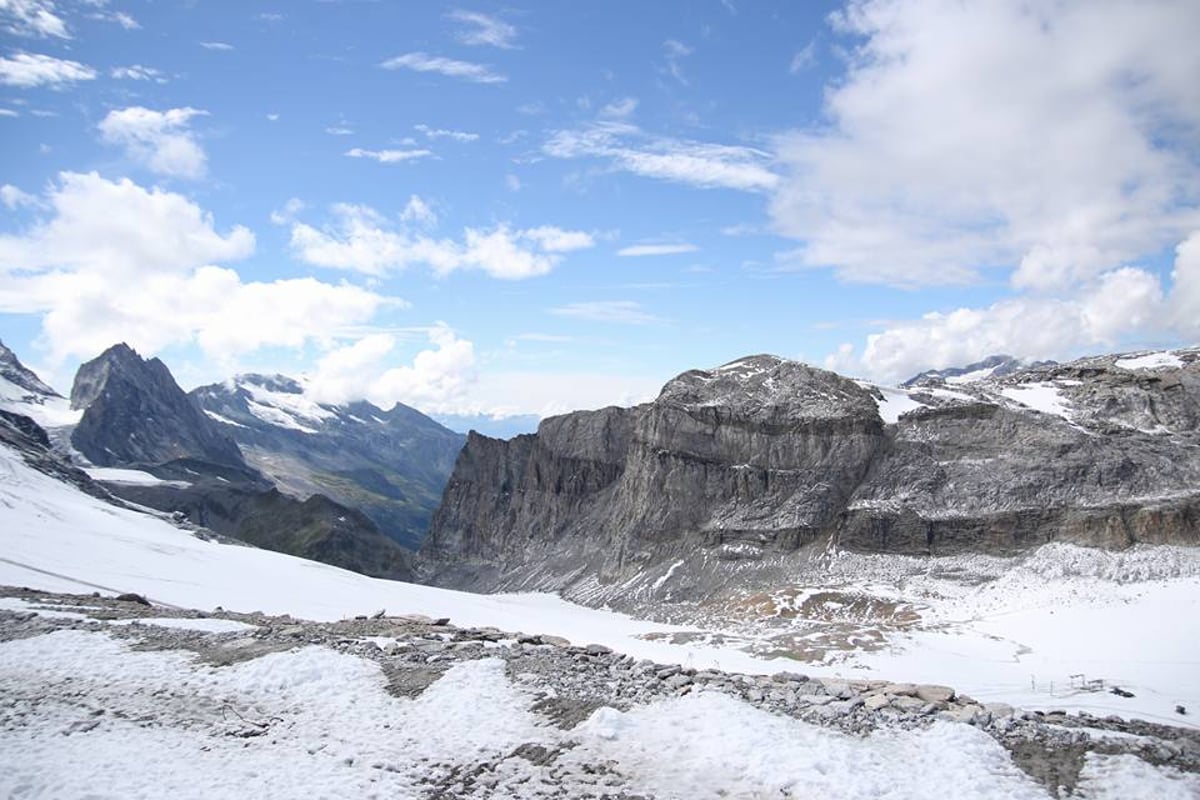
<box><xmin>420</xmin><ymin>351</ymin><xmax>1200</xmax><ymax>606</ymax></box>
<box><xmin>70</xmin><ymin>344</ymin><xmax>245</xmax><ymax>469</ymax></box>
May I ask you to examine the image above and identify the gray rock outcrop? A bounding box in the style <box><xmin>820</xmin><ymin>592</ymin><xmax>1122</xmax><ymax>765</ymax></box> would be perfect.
<box><xmin>420</xmin><ymin>350</ymin><xmax>1200</xmax><ymax>605</ymax></box>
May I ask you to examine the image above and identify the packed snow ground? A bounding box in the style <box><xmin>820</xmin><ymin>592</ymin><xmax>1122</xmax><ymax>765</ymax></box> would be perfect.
<box><xmin>2</xmin><ymin>440</ymin><xmax>1198</xmax><ymax>727</ymax></box>
<box><xmin>3</xmin><ymin>440</ymin><xmax>1200</xmax><ymax>795</ymax></box>
<box><xmin>3</xmin><ymin>622</ymin><xmax>1198</xmax><ymax>800</ymax></box>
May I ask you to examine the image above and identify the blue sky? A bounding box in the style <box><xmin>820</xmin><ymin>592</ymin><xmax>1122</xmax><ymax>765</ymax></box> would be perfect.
<box><xmin>1</xmin><ymin>0</ymin><xmax>1198</xmax><ymax>419</ymax></box>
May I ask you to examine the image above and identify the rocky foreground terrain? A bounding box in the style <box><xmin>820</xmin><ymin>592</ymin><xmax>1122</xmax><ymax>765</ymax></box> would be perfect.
<box><xmin>2</xmin><ymin>586</ymin><xmax>1197</xmax><ymax>798</ymax></box>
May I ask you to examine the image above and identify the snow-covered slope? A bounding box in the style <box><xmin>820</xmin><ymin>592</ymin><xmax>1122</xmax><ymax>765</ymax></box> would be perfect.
<box><xmin>3</xmin><ymin>434</ymin><xmax>1199</xmax><ymax>728</ymax></box>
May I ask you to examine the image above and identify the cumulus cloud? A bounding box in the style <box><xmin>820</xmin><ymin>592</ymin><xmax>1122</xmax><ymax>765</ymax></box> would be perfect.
<box><xmin>380</xmin><ymin>52</ymin><xmax>506</xmax><ymax>84</ymax></box>
<box><xmin>290</xmin><ymin>203</ymin><xmax>594</xmax><ymax>280</ymax></box>
<box><xmin>1</xmin><ymin>0</ymin><xmax>68</xmax><ymax>38</ymax></box>
<box><xmin>771</xmin><ymin>0</ymin><xmax>1200</xmax><ymax>288</ymax></box>
<box><xmin>308</xmin><ymin>324</ymin><xmax>477</xmax><ymax>413</ymax></box>
<box><xmin>824</xmin><ymin>244</ymin><xmax>1200</xmax><ymax>383</ymax></box>
<box><xmin>0</xmin><ymin>172</ymin><xmax>388</xmax><ymax>364</ymax></box>
<box><xmin>550</xmin><ymin>301</ymin><xmax>660</xmax><ymax>325</ymax></box>
<box><xmin>544</xmin><ymin>121</ymin><xmax>778</xmax><ymax>192</ymax></box>
<box><xmin>448</xmin><ymin>9</ymin><xmax>516</xmax><ymax>49</ymax></box>
<box><xmin>0</xmin><ymin>51</ymin><xmax>95</xmax><ymax>87</ymax></box>
<box><xmin>98</xmin><ymin>106</ymin><xmax>208</xmax><ymax>179</ymax></box>
<box><xmin>0</xmin><ymin>183</ymin><xmax>38</xmax><ymax>208</ymax></box>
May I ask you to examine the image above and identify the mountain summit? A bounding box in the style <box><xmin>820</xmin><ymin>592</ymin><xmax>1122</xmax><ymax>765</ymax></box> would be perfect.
<box><xmin>69</xmin><ymin>343</ymin><xmax>245</xmax><ymax>469</ymax></box>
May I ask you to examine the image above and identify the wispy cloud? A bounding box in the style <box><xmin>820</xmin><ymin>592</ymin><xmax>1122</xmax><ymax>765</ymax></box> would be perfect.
<box><xmin>0</xmin><ymin>52</ymin><xmax>96</xmax><ymax>88</ymax></box>
<box><xmin>415</xmin><ymin>123</ymin><xmax>479</xmax><ymax>142</ymax></box>
<box><xmin>789</xmin><ymin>41</ymin><xmax>816</xmax><ymax>73</ymax></box>
<box><xmin>98</xmin><ymin>106</ymin><xmax>209</xmax><ymax>179</ymax></box>
<box><xmin>1</xmin><ymin>0</ymin><xmax>68</xmax><ymax>38</ymax></box>
<box><xmin>550</xmin><ymin>300</ymin><xmax>661</xmax><ymax>325</ymax></box>
<box><xmin>448</xmin><ymin>9</ymin><xmax>517</xmax><ymax>49</ymax></box>
<box><xmin>662</xmin><ymin>39</ymin><xmax>692</xmax><ymax>85</ymax></box>
<box><xmin>111</xmin><ymin>65</ymin><xmax>165</xmax><ymax>82</ymax></box>
<box><xmin>599</xmin><ymin>97</ymin><xmax>638</xmax><ymax>119</ymax></box>
<box><xmin>617</xmin><ymin>243</ymin><xmax>699</xmax><ymax>257</ymax></box>
<box><xmin>0</xmin><ymin>108</ymin><xmax>18</xmax><ymax>117</ymax></box>
<box><xmin>199</xmin><ymin>41</ymin><xmax>234</xmax><ymax>51</ymax></box>
<box><xmin>544</xmin><ymin>121</ymin><xmax>778</xmax><ymax>192</ymax></box>
<box><xmin>345</xmin><ymin>147</ymin><xmax>433</xmax><ymax>164</ymax></box>
<box><xmin>381</xmin><ymin>52</ymin><xmax>506</xmax><ymax>84</ymax></box>
<box><xmin>91</xmin><ymin>10</ymin><xmax>139</xmax><ymax>30</ymax></box>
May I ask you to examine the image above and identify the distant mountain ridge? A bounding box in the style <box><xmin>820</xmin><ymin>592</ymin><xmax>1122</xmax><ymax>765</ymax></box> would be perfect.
<box><xmin>48</xmin><ymin>343</ymin><xmax>420</xmax><ymax>580</ymax></box>
<box><xmin>902</xmin><ymin>354</ymin><xmax>1053</xmax><ymax>387</ymax></box>
<box><xmin>0</xmin><ymin>339</ymin><xmax>60</xmax><ymax>399</ymax></box>
<box><xmin>191</xmin><ymin>373</ymin><xmax>464</xmax><ymax>549</ymax></box>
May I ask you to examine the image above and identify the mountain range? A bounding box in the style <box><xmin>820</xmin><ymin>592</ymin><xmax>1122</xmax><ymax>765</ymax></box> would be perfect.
<box><xmin>0</xmin><ymin>339</ymin><xmax>463</xmax><ymax>579</ymax></box>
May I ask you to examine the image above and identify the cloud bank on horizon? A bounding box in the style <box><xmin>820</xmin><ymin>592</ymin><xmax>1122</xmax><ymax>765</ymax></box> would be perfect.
<box><xmin>0</xmin><ymin>0</ymin><xmax>1197</xmax><ymax>417</ymax></box>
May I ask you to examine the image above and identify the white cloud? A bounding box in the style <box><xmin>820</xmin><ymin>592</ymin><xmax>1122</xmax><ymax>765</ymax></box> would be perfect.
<box><xmin>290</xmin><ymin>203</ymin><xmax>594</xmax><ymax>280</ymax></box>
<box><xmin>98</xmin><ymin>106</ymin><xmax>208</xmax><ymax>179</ymax></box>
<box><xmin>0</xmin><ymin>183</ymin><xmax>37</xmax><ymax>208</ymax></box>
<box><xmin>266</xmin><ymin>113</ymin><xmax>280</xmax><ymax>122</ymax></box>
<box><xmin>1168</xmin><ymin>231</ymin><xmax>1200</xmax><ymax>337</ymax></box>
<box><xmin>308</xmin><ymin>324</ymin><xmax>477</xmax><ymax>413</ymax></box>
<box><xmin>771</xmin><ymin>0</ymin><xmax>1200</xmax><ymax>288</ymax></box>
<box><xmin>824</xmin><ymin>252</ymin><xmax>1198</xmax><ymax>383</ymax></box>
<box><xmin>344</xmin><ymin>147</ymin><xmax>433</xmax><ymax>164</ymax></box>
<box><xmin>111</xmin><ymin>65</ymin><xmax>164</xmax><ymax>82</ymax></box>
<box><xmin>550</xmin><ymin>300</ymin><xmax>660</xmax><ymax>325</ymax></box>
<box><xmin>520</xmin><ymin>226</ymin><xmax>595</xmax><ymax>253</ymax></box>
<box><xmin>789</xmin><ymin>41</ymin><xmax>816</xmax><ymax>73</ymax></box>
<box><xmin>468</xmin><ymin>369</ymin><xmax>662</xmax><ymax>417</ymax></box>
<box><xmin>617</xmin><ymin>243</ymin><xmax>698</xmax><ymax>257</ymax></box>
<box><xmin>544</xmin><ymin>121</ymin><xmax>778</xmax><ymax>192</ymax></box>
<box><xmin>448</xmin><ymin>9</ymin><xmax>517</xmax><ymax>49</ymax></box>
<box><xmin>414</xmin><ymin>123</ymin><xmax>479</xmax><ymax>142</ymax></box>
<box><xmin>0</xmin><ymin>173</ymin><xmax>391</xmax><ymax>365</ymax></box>
<box><xmin>662</xmin><ymin>39</ymin><xmax>692</xmax><ymax>85</ymax></box>
<box><xmin>325</xmin><ymin>125</ymin><xmax>354</xmax><ymax>136</ymax></box>
<box><xmin>199</xmin><ymin>41</ymin><xmax>233</xmax><ymax>51</ymax></box>
<box><xmin>381</xmin><ymin>52</ymin><xmax>506</xmax><ymax>84</ymax></box>
<box><xmin>0</xmin><ymin>108</ymin><xmax>17</xmax><ymax>117</ymax></box>
<box><xmin>0</xmin><ymin>0</ymin><xmax>69</xmax><ymax>38</ymax></box>
<box><xmin>399</xmin><ymin>194</ymin><xmax>437</xmax><ymax>228</ymax></box>
<box><xmin>0</xmin><ymin>52</ymin><xmax>95</xmax><ymax>87</ymax></box>
<box><xmin>91</xmin><ymin>9</ymin><xmax>138</xmax><ymax>29</ymax></box>
<box><xmin>505</xmin><ymin>173</ymin><xmax>521</xmax><ymax>192</ymax></box>
<box><xmin>599</xmin><ymin>97</ymin><xmax>638</xmax><ymax>119</ymax></box>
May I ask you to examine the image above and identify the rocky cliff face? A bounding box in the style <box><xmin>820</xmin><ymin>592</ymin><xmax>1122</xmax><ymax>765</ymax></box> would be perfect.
<box><xmin>70</xmin><ymin>344</ymin><xmax>245</xmax><ymax>469</ymax></box>
<box><xmin>420</xmin><ymin>350</ymin><xmax>1200</xmax><ymax>606</ymax></box>
<box><xmin>191</xmin><ymin>374</ymin><xmax>464</xmax><ymax>549</ymax></box>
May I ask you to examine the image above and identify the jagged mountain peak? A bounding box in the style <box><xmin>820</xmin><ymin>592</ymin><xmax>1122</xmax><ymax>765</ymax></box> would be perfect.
<box><xmin>0</xmin><ymin>339</ymin><xmax>61</xmax><ymax>399</ymax></box>
<box><xmin>69</xmin><ymin>344</ymin><xmax>245</xmax><ymax>469</ymax></box>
